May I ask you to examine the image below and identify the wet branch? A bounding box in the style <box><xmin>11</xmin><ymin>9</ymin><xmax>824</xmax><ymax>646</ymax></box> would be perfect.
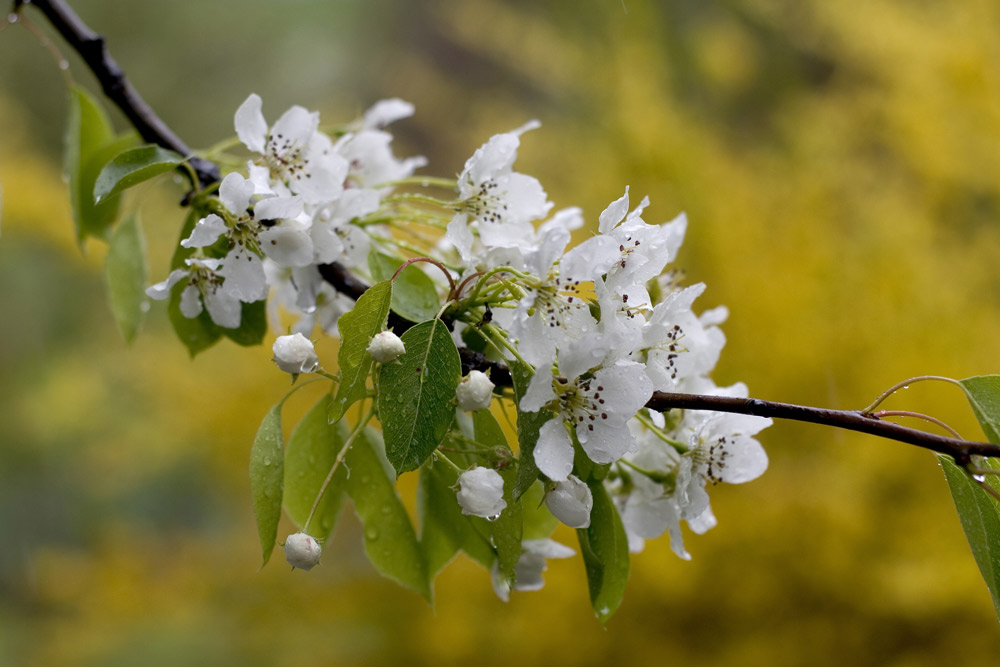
<box><xmin>18</xmin><ymin>0</ymin><xmax>1000</xmax><ymax>467</ymax></box>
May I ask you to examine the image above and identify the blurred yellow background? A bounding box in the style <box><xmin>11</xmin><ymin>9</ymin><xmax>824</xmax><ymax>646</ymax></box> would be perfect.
<box><xmin>2</xmin><ymin>0</ymin><xmax>1000</xmax><ymax>664</ymax></box>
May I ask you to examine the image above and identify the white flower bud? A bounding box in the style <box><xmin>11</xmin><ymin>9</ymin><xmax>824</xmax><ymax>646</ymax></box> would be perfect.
<box><xmin>456</xmin><ymin>370</ymin><xmax>495</xmax><ymax>411</ymax></box>
<box><xmin>456</xmin><ymin>467</ymin><xmax>507</xmax><ymax>518</ymax></box>
<box><xmin>544</xmin><ymin>474</ymin><xmax>593</xmax><ymax>528</ymax></box>
<box><xmin>367</xmin><ymin>331</ymin><xmax>406</xmax><ymax>363</ymax></box>
<box><xmin>272</xmin><ymin>333</ymin><xmax>319</xmax><ymax>374</ymax></box>
<box><xmin>284</xmin><ymin>532</ymin><xmax>322</xmax><ymax>570</ymax></box>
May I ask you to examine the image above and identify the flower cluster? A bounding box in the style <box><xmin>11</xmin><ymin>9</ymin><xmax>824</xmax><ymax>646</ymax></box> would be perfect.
<box><xmin>149</xmin><ymin>95</ymin><xmax>769</xmax><ymax>600</ymax></box>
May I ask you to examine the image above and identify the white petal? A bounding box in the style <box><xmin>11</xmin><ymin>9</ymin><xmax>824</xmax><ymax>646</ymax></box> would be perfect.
<box><xmin>544</xmin><ymin>475</ymin><xmax>593</xmax><ymax>528</ymax></box>
<box><xmin>179</xmin><ymin>284</ymin><xmax>203</xmax><ymax>318</ymax></box>
<box><xmin>255</xmin><ymin>196</ymin><xmax>303</xmax><ymax>221</ymax></box>
<box><xmin>204</xmin><ymin>288</ymin><xmax>242</xmax><ymax>328</ymax></box>
<box><xmin>362</xmin><ymin>98</ymin><xmax>414</xmax><ymax>129</ymax></box>
<box><xmin>146</xmin><ymin>269</ymin><xmax>187</xmax><ymax>300</ymax></box>
<box><xmin>534</xmin><ymin>419</ymin><xmax>574</xmax><ymax>482</ymax></box>
<box><xmin>235</xmin><ymin>93</ymin><xmax>267</xmax><ymax>153</ymax></box>
<box><xmin>598</xmin><ymin>187</ymin><xmax>629</xmax><ymax>234</ymax></box>
<box><xmin>260</xmin><ymin>225</ymin><xmax>314</xmax><ymax>267</ymax></box>
<box><xmin>271</xmin><ymin>105</ymin><xmax>319</xmax><ymax>150</ymax></box>
<box><xmin>218</xmin><ymin>246</ymin><xmax>268</xmax><ymax>302</ymax></box>
<box><xmin>219</xmin><ymin>172</ymin><xmax>255</xmax><ymax>214</ymax></box>
<box><xmin>180</xmin><ymin>214</ymin><xmax>227</xmax><ymax>248</ymax></box>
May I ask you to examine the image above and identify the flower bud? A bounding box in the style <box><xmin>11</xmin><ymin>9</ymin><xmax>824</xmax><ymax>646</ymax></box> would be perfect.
<box><xmin>544</xmin><ymin>474</ymin><xmax>593</xmax><ymax>528</ymax></box>
<box><xmin>367</xmin><ymin>331</ymin><xmax>406</xmax><ymax>363</ymax></box>
<box><xmin>456</xmin><ymin>370</ymin><xmax>495</xmax><ymax>411</ymax></box>
<box><xmin>272</xmin><ymin>333</ymin><xmax>319</xmax><ymax>374</ymax></box>
<box><xmin>284</xmin><ymin>532</ymin><xmax>322</xmax><ymax>570</ymax></box>
<box><xmin>456</xmin><ymin>466</ymin><xmax>506</xmax><ymax>518</ymax></box>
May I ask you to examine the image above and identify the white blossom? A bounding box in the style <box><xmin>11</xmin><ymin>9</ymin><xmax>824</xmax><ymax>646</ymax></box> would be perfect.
<box><xmin>284</xmin><ymin>532</ymin><xmax>322</xmax><ymax>571</ymax></box>
<box><xmin>456</xmin><ymin>467</ymin><xmax>506</xmax><ymax>518</ymax></box>
<box><xmin>272</xmin><ymin>333</ymin><xmax>319</xmax><ymax>374</ymax></box>
<box><xmin>545</xmin><ymin>475</ymin><xmax>593</xmax><ymax>528</ymax></box>
<box><xmin>456</xmin><ymin>370</ymin><xmax>495</xmax><ymax>411</ymax></box>
<box><xmin>491</xmin><ymin>539</ymin><xmax>575</xmax><ymax>601</ymax></box>
<box><xmin>367</xmin><ymin>331</ymin><xmax>405</xmax><ymax>363</ymax></box>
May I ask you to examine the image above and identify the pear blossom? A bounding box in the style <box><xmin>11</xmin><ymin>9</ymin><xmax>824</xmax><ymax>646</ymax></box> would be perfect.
<box><xmin>235</xmin><ymin>93</ymin><xmax>349</xmax><ymax>204</ymax></box>
<box><xmin>545</xmin><ymin>475</ymin><xmax>593</xmax><ymax>528</ymax></box>
<box><xmin>456</xmin><ymin>467</ymin><xmax>506</xmax><ymax>518</ymax></box>
<box><xmin>367</xmin><ymin>331</ymin><xmax>405</xmax><ymax>363</ymax></box>
<box><xmin>146</xmin><ymin>257</ymin><xmax>242</xmax><ymax>329</ymax></box>
<box><xmin>284</xmin><ymin>532</ymin><xmax>322</xmax><ymax>571</ymax></box>
<box><xmin>272</xmin><ymin>333</ymin><xmax>319</xmax><ymax>374</ymax></box>
<box><xmin>456</xmin><ymin>370</ymin><xmax>495</xmax><ymax>411</ymax></box>
<box><xmin>491</xmin><ymin>539</ymin><xmax>575</xmax><ymax>601</ymax></box>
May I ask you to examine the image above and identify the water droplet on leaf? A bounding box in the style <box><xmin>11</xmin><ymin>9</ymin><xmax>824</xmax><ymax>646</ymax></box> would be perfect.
<box><xmin>973</xmin><ymin>474</ymin><xmax>986</xmax><ymax>483</ymax></box>
<box><xmin>365</xmin><ymin>527</ymin><xmax>379</xmax><ymax>541</ymax></box>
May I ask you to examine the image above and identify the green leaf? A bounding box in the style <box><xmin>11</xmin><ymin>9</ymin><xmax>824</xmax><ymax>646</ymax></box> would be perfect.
<box><xmin>104</xmin><ymin>213</ymin><xmax>148</xmax><ymax>343</ymax></box>
<box><xmin>329</xmin><ymin>280</ymin><xmax>392</xmax><ymax>422</ymax></box>
<box><xmin>93</xmin><ymin>144</ymin><xmax>184</xmax><ymax>202</ymax></box>
<box><xmin>221</xmin><ymin>299</ymin><xmax>267</xmax><ymax>347</ymax></box>
<box><xmin>960</xmin><ymin>375</ymin><xmax>1000</xmax><ymax>443</ymax></box>
<box><xmin>418</xmin><ymin>462</ymin><xmax>495</xmax><ymax>578</ymax></box>
<box><xmin>369</xmin><ymin>252</ymin><xmax>442</xmax><ymax>323</ymax></box>
<box><xmin>345</xmin><ymin>428</ymin><xmax>430</xmax><ymax>599</ymax></box>
<box><xmin>577</xmin><ymin>481</ymin><xmax>630</xmax><ymax>624</ymax></box>
<box><xmin>937</xmin><ymin>374</ymin><xmax>1000</xmax><ymax>620</ymax></box>
<box><xmin>166</xmin><ymin>212</ymin><xmax>220</xmax><ymax>356</ymax></box>
<box><xmin>510</xmin><ymin>359</ymin><xmax>553</xmax><ymax>499</ymax></box>
<box><xmin>283</xmin><ymin>395</ymin><xmax>348</xmax><ymax>542</ymax></box>
<box><xmin>939</xmin><ymin>456</ymin><xmax>1000</xmax><ymax>620</ymax></box>
<box><xmin>65</xmin><ymin>87</ymin><xmax>137</xmax><ymax>244</ymax></box>
<box><xmin>250</xmin><ymin>402</ymin><xmax>284</xmax><ymax>567</ymax></box>
<box><xmin>378</xmin><ymin>319</ymin><xmax>462</xmax><ymax>474</ymax></box>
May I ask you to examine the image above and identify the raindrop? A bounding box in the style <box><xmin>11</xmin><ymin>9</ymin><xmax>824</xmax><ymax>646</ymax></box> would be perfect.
<box><xmin>365</xmin><ymin>526</ymin><xmax>379</xmax><ymax>541</ymax></box>
<box><xmin>381</xmin><ymin>506</ymin><xmax>391</xmax><ymax>515</ymax></box>
<box><xmin>360</xmin><ymin>476</ymin><xmax>371</xmax><ymax>485</ymax></box>
<box><xmin>303</xmin><ymin>305</ymin><xmax>317</xmax><ymax>314</ymax></box>
<box><xmin>974</xmin><ymin>474</ymin><xmax>986</xmax><ymax>483</ymax></box>
<box><xmin>902</xmin><ymin>385</ymin><xmax>910</xmax><ymax>390</ymax></box>
<box><xmin>486</xmin><ymin>514</ymin><xmax>501</xmax><ymax>522</ymax></box>
<box><xmin>307</xmin><ymin>455</ymin><xmax>316</xmax><ymax>465</ymax></box>
<box><xmin>7</xmin><ymin>13</ymin><xmax>18</xmax><ymax>23</ymax></box>
<box><xmin>58</xmin><ymin>60</ymin><xmax>69</xmax><ymax>71</ymax></box>
<box><xmin>262</xmin><ymin>456</ymin><xmax>272</xmax><ymax>466</ymax></box>
<box><xmin>298</xmin><ymin>471</ymin><xmax>305</xmax><ymax>478</ymax></box>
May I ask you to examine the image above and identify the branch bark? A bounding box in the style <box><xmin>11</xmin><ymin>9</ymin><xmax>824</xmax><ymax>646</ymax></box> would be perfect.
<box><xmin>19</xmin><ymin>0</ymin><xmax>1000</xmax><ymax>466</ymax></box>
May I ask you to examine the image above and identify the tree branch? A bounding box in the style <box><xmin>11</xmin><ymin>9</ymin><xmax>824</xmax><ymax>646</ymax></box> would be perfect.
<box><xmin>16</xmin><ymin>0</ymin><xmax>219</xmax><ymax>189</ymax></box>
<box><xmin>648</xmin><ymin>392</ymin><xmax>1000</xmax><ymax>464</ymax></box>
<box><xmin>18</xmin><ymin>0</ymin><xmax>998</xmax><ymax>466</ymax></box>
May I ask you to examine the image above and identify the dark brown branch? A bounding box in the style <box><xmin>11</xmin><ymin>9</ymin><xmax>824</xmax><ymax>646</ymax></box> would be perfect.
<box><xmin>17</xmin><ymin>0</ymin><xmax>219</xmax><ymax>189</ymax></box>
<box><xmin>649</xmin><ymin>392</ymin><xmax>1000</xmax><ymax>464</ymax></box>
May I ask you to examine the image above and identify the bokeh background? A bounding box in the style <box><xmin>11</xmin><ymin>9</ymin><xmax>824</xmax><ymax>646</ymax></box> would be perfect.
<box><xmin>2</xmin><ymin>0</ymin><xmax>1000</xmax><ymax>664</ymax></box>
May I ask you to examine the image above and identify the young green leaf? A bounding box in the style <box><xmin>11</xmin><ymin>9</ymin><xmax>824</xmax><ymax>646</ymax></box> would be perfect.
<box><xmin>369</xmin><ymin>252</ymin><xmax>442</xmax><ymax>323</ymax></box>
<box><xmin>378</xmin><ymin>319</ymin><xmax>461</xmax><ymax>474</ymax></box>
<box><xmin>65</xmin><ymin>86</ymin><xmax>136</xmax><ymax>244</ymax></box>
<box><xmin>577</xmin><ymin>481</ymin><xmax>630</xmax><ymax>625</ymax></box>
<box><xmin>521</xmin><ymin>480</ymin><xmax>559</xmax><ymax>540</ymax></box>
<box><xmin>345</xmin><ymin>428</ymin><xmax>430</xmax><ymax>600</ymax></box>
<box><xmin>250</xmin><ymin>402</ymin><xmax>285</xmax><ymax>567</ymax></box>
<box><xmin>283</xmin><ymin>395</ymin><xmax>348</xmax><ymax>542</ymax></box>
<box><xmin>93</xmin><ymin>144</ymin><xmax>184</xmax><ymax>202</ymax></box>
<box><xmin>104</xmin><ymin>213</ymin><xmax>149</xmax><ymax>343</ymax></box>
<box><xmin>510</xmin><ymin>359</ymin><xmax>553</xmax><ymax>499</ymax></box>
<box><xmin>329</xmin><ymin>280</ymin><xmax>392</xmax><ymax>422</ymax></box>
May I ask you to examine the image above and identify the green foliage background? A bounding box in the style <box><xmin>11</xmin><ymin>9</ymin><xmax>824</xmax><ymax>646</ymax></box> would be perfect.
<box><xmin>2</xmin><ymin>0</ymin><xmax>1000</xmax><ymax>663</ymax></box>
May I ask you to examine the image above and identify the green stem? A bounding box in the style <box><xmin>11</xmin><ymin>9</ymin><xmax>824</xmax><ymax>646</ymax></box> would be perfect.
<box><xmin>862</xmin><ymin>375</ymin><xmax>964</xmax><ymax>414</ymax></box>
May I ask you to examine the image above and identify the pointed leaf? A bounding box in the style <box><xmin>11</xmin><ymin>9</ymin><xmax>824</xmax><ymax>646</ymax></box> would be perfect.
<box><xmin>65</xmin><ymin>87</ymin><xmax>136</xmax><ymax>243</ymax></box>
<box><xmin>329</xmin><ymin>280</ymin><xmax>392</xmax><ymax>422</ymax></box>
<box><xmin>960</xmin><ymin>375</ymin><xmax>1000</xmax><ymax>443</ymax></box>
<box><xmin>345</xmin><ymin>428</ymin><xmax>430</xmax><ymax>599</ymax></box>
<box><xmin>93</xmin><ymin>144</ymin><xmax>184</xmax><ymax>202</ymax></box>
<box><xmin>511</xmin><ymin>359</ymin><xmax>553</xmax><ymax>498</ymax></box>
<box><xmin>521</xmin><ymin>480</ymin><xmax>559</xmax><ymax>540</ymax></box>
<box><xmin>369</xmin><ymin>252</ymin><xmax>442</xmax><ymax>323</ymax></box>
<box><xmin>283</xmin><ymin>395</ymin><xmax>348</xmax><ymax>542</ymax></box>
<box><xmin>104</xmin><ymin>213</ymin><xmax>149</xmax><ymax>343</ymax></box>
<box><xmin>250</xmin><ymin>402</ymin><xmax>284</xmax><ymax>566</ymax></box>
<box><xmin>378</xmin><ymin>319</ymin><xmax>461</xmax><ymax>474</ymax></box>
<box><xmin>577</xmin><ymin>481</ymin><xmax>630</xmax><ymax>624</ymax></box>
